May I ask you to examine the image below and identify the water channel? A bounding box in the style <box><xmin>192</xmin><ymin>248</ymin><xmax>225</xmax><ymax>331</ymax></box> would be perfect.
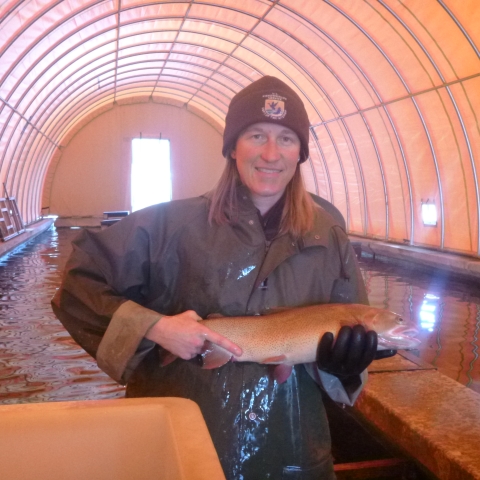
<box><xmin>0</xmin><ymin>226</ymin><xmax>479</xmax><ymax>405</ymax></box>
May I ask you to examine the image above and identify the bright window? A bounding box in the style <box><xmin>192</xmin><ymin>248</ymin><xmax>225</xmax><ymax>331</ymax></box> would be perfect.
<box><xmin>419</xmin><ymin>294</ymin><xmax>440</xmax><ymax>331</ymax></box>
<box><xmin>421</xmin><ymin>203</ymin><xmax>437</xmax><ymax>226</ymax></box>
<box><xmin>131</xmin><ymin>138</ymin><xmax>171</xmax><ymax>212</ymax></box>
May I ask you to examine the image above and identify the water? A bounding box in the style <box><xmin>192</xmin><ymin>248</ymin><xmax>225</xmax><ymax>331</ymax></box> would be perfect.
<box><xmin>0</xmin><ymin>227</ymin><xmax>125</xmax><ymax>404</ymax></box>
<box><xmin>361</xmin><ymin>255</ymin><xmax>480</xmax><ymax>392</ymax></box>
<box><xmin>0</xmin><ymin>227</ymin><xmax>479</xmax><ymax>405</ymax></box>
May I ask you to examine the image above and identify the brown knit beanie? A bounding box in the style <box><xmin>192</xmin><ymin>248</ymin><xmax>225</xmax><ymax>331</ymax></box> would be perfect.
<box><xmin>222</xmin><ymin>76</ymin><xmax>310</xmax><ymax>163</ymax></box>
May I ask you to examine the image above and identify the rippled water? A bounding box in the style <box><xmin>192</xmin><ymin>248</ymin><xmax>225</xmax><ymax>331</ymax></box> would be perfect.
<box><xmin>0</xmin><ymin>227</ymin><xmax>125</xmax><ymax>404</ymax></box>
<box><xmin>0</xmin><ymin>227</ymin><xmax>479</xmax><ymax>405</ymax></box>
<box><xmin>360</xmin><ymin>255</ymin><xmax>480</xmax><ymax>393</ymax></box>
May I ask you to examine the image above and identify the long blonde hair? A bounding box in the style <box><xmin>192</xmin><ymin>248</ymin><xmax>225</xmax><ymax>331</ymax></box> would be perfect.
<box><xmin>208</xmin><ymin>155</ymin><xmax>317</xmax><ymax>238</ymax></box>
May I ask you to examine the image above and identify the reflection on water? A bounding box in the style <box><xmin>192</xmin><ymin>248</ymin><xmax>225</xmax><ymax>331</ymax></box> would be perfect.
<box><xmin>0</xmin><ymin>227</ymin><xmax>124</xmax><ymax>404</ymax></box>
<box><xmin>360</xmin><ymin>256</ymin><xmax>480</xmax><ymax>394</ymax></box>
<box><xmin>0</xmin><ymin>227</ymin><xmax>479</xmax><ymax>405</ymax></box>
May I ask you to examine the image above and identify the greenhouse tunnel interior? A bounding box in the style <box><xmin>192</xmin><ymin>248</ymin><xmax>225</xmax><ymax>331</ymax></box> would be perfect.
<box><xmin>3</xmin><ymin>1</ymin><xmax>480</xmax><ymax>478</ymax></box>
<box><xmin>0</xmin><ymin>0</ymin><xmax>479</xmax><ymax>259</ymax></box>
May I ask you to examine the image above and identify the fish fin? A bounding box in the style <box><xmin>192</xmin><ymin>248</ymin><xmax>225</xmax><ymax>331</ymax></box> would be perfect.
<box><xmin>273</xmin><ymin>365</ymin><xmax>293</xmax><ymax>384</ymax></box>
<box><xmin>206</xmin><ymin>312</ymin><xmax>224</xmax><ymax>319</ymax></box>
<box><xmin>201</xmin><ymin>340</ymin><xmax>232</xmax><ymax>369</ymax></box>
<box><xmin>159</xmin><ymin>350</ymin><xmax>178</xmax><ymax>367</ymax></box>
<box><xmin>261</xmin><ymin>354</ymin><xmax>287</xmax><ymax>364</ymax></box>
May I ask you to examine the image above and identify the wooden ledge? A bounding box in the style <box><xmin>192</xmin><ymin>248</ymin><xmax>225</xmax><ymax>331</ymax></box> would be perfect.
<box><xmin>355</xmin><ymin>354</ymin><xmax>480</xmax><ymax>479</ymax></box>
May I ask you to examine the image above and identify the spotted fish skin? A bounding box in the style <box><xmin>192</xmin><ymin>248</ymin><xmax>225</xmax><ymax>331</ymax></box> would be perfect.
<box><xmin>200</xmin><ymin>303</ymin><xmax>420</xmax><ymax>380</ymax></box>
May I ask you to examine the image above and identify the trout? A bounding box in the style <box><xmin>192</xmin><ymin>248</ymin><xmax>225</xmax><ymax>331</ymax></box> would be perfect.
<box><xmin>200</xmin><ymin>303</ymin><xmax>420</xmax><ymax>382</ymax></box>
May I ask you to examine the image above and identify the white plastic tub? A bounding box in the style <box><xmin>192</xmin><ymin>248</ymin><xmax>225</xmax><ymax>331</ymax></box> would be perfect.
<box><xmin>0</xmin><ymin>397</ymin><xmax>226</xmax><ymax>480</ymax></box>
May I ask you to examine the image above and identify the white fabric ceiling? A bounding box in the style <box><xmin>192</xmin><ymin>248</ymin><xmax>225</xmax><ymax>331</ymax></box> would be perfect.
<box><xmin>1</xmin><ymin>0</ymin><xmax>480</xmax><ymax>256</ymax></box>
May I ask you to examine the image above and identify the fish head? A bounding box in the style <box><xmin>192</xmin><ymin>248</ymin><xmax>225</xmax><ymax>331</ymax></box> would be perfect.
<box><xmin>365</xmin><ymin>308</ymin><xmax>421</xmax><ymax>350</ymax></box>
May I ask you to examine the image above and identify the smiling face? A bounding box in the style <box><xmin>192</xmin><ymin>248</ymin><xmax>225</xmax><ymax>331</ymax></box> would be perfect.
<box><xmin>231</xmin><ymin>122</ymin><xmax>301</xmax><ymax>214</ymax></box>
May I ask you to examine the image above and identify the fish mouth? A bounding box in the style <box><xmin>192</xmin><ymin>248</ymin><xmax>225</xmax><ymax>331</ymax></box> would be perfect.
<box><xmin>377</xmin><ymin>324</ymin><xmax>421</xmax><ymax>350</ymax></box>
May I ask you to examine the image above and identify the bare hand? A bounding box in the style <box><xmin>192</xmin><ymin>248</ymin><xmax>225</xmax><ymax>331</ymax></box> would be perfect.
<box><xmin>145</xmin><ymin>310</ymin><xmax>242</xmax><ymax>360</ymax></box>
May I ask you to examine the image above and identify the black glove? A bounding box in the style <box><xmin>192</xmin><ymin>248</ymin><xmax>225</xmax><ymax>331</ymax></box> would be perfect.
<box><xmin>317</xmin><ymin>325</ymin><xmax>396</xmax><ymax>379</ymax></box>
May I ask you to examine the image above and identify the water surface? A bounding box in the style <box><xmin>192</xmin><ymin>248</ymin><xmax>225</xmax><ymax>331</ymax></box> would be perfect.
<box><xmin>361</xmin><ymin>255</ymin><xmax>480</xmax><ymax>393</ymax></box>
<box><xmin>0</xmin><ymin>228</ymin><xmax>124</xmax><ymax>404</ymax></box>
<box><xmin>0</xmin><ymin>227</ymin><xmax>479</xmax><ymax>405</ymax></box>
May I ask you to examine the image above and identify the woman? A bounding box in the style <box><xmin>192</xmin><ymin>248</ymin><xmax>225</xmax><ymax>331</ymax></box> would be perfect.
<box><xmin>52</xmin><ymin>76</ymin><xmax>380</xmax><ymax>479</ymax></box>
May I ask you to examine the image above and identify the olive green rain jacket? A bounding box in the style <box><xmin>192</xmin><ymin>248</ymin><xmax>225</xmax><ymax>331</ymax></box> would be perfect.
<box><xmin>52</xmin><ymin>188</ymin><xmax>368</xmax><ymax>480</ymax></box>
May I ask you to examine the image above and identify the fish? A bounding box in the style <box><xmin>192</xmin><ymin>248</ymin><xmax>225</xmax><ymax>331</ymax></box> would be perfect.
<box><xmin>199</xmin><ymin>303</ymin><xmax>420</xmax><ymax>383</ymax></box>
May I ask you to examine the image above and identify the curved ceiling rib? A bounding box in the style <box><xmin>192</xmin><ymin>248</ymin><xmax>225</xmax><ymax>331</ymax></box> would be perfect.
<box><xmin>327</xmin><ymin>1</ymin><xmax>442</xmax><ymax>246</ymax></box>
<box><xmin>379</xmin><ymin>0</ymin><xmax>478</xmax><ymax>253</ymax></box>
<box><xmin>435</xmin><ymin>0</ymin><xmax>480</xmax><ymax>255</ymax></box>
<box><xmin>284</xmin><ymin>2</ymin><xmax>410</xmax><ymax>240</ymax></box>
<box><xmin>306</xmin><ymin>32</ymin><xmax>414</xmax><ymax>243</ymax></box>
<box><xmin>1</xmin><ymin>0</ymin><xmax>480</xmax><ymax>258</ymax></box>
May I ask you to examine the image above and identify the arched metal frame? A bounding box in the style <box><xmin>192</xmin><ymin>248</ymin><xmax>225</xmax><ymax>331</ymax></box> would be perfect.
<box><xmin>0</xmin><ymin>0</ymin><xmax>479</xmax><ymax>257</ymax></box>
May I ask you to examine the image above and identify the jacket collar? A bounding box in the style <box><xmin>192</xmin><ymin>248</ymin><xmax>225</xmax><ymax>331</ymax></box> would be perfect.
<box><xmin>237</xmin><ymin>184</ymin><xmax>267</xmax><ymax>215</ymax></box>
<box><xmin>250</xmin><ymin>202</ymin><xmax>343</xmax><ymax>291</ymax></box>
<box><xmin>299</xmin><ymin>206</ymin><xmax>340</xmax><ymax>249</ymax></box>
<box><xmin>208</xmin><ymin>184</ymin><xmax>343</xmax><ymax>247</ymax></box>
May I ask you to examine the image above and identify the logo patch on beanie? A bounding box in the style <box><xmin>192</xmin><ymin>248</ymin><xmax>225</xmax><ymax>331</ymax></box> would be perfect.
<box><xmin>262</xmin><ymin>93</ymin><xmax>287</xmax><ymax>119</ymax></box>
